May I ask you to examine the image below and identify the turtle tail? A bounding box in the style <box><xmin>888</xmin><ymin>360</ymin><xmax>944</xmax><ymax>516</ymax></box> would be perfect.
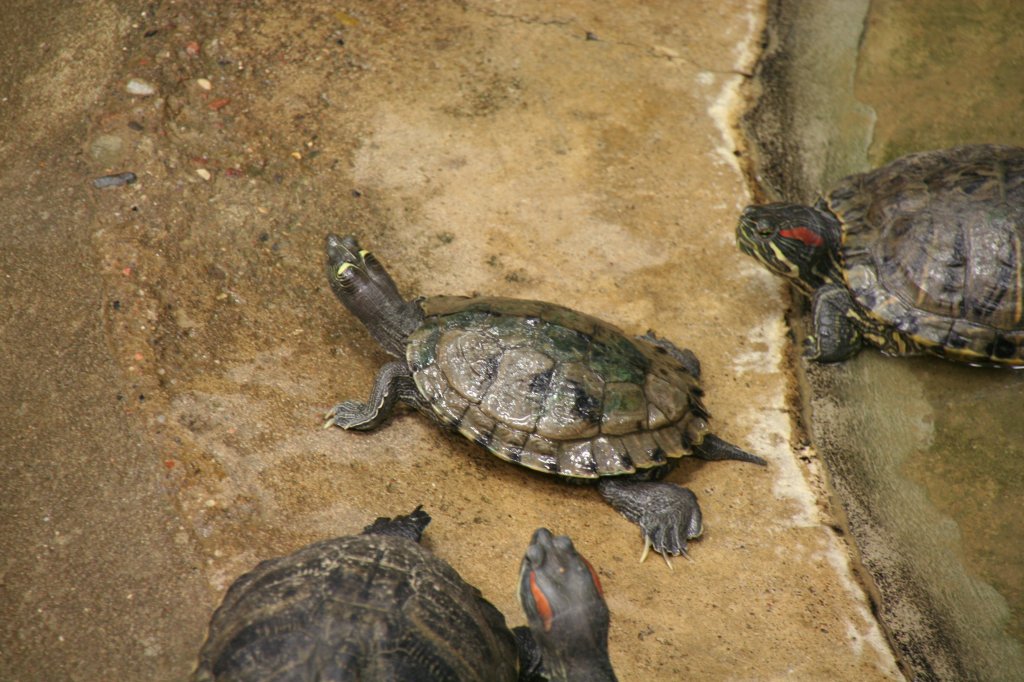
<box><xmin>360</xmin><ymin>505</ymin><xmax>432</xmax><ymax>542</ymax></box>
<box><xmin>693</xmin><ymin>434</ymin><xmax>767</xmax><ymax>466</ymax></box>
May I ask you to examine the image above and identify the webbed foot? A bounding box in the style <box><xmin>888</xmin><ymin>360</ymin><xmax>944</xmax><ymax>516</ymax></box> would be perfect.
<box><xmin>807</xmin><ymin>284</ymin><xmax>862</xmax><ymax>362</ymax></box>
<box><xmin>597</xmin><ymin>479</ymin><xmax>703</xmax><ymax>568</ymax></box>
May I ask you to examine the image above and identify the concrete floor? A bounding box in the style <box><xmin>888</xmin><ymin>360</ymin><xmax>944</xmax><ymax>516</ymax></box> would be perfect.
<box><xmin>1</xmin><ymin>1</ymin><xmax>900</xmax><ymax>679</ymax></box>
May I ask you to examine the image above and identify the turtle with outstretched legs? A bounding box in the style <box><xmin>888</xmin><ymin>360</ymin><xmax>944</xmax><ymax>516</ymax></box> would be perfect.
<box><xmin>322</xmin><ymin>234</ymin><xmax>766</xmax><ymax>563</ymax></box>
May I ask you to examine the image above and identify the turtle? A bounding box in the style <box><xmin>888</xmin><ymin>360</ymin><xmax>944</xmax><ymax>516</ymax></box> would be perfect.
<box><xmin>192</xmin><ymin>507</ymin><xmax>617</xmax><ymax>682</ymax></box>
<box><xmin>322</xmin><ymin>234</ymin><xmax>766</xmax><ymax>563</ymax></box>
<box><xmin>737</xmin><ymin>144</ymin><xmax>1024</xmax><ymax>366</ymax></box>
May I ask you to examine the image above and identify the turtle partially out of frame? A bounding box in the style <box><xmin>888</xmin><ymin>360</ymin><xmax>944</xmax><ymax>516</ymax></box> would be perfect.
<box><xmin>738</xmin><ymin>144</ymin><xmax>1024</xmax><ymax>366</ymax></box>
<box><xmin>193</xmin><ymin>507</ymin><xmax>617</xmax><ymax>681</ymax></box>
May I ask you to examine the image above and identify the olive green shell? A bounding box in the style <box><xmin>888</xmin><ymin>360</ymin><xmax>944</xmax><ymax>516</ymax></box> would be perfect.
<box><xmin>193</xmin><ymin>533</ymin><xmax>517</xmax><ymax>682</ymax></box>
<box><xmin>406</xmin><ymin>297</ymin><xmax>710</xmax><ymax>479</ymax></box>
<box><xmin>833</xmin><ymin>144</ymin><xmax>1024</xmax><ymax>364</ymax></box>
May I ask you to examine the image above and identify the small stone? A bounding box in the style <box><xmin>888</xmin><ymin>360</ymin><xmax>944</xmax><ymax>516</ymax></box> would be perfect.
<box><xmin>196</xmin><ymin>168</ymin><xmax>212</xmax><ymax>180</ymax></box>
<box><xmin>197</xmin><ymin>78</ymin><xmax>212</xmax><ymax>90</ymax></box>
<box><xmin>126</xmin><ymin>78</ymin><xmax>156</xmax><ymax>96</ymax></box>
<box><xmin>92</xmin><ymin>172</ymin><xmax>137</xmax><ymax>189</ymax></box>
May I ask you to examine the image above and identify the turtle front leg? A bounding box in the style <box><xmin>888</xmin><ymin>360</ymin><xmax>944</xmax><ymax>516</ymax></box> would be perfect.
<box><xmin>806</xmin><ymin>283</ymin><xmax>863</xmax><ymax>362</ymax></box>
<box><xmin>511</xmin><ymin>626</ymin><xmax>545</xmax><ymax>682</ymax></box>
<box><xmin>324</xmin><ymin>361</ymin><xmax>421</xmax><ymax>430</ymax></box>
<box><xmin>597</xmin><ymin>478</ymin><xmax>703</xmax><ymax>567</ymax></box>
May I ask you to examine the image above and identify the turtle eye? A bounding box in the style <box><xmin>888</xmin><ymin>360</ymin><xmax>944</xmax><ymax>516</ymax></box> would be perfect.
<box><xmin>755</xmin><ymin>220</ymin><xmax>775</xmax><ymax>238</ymax></box>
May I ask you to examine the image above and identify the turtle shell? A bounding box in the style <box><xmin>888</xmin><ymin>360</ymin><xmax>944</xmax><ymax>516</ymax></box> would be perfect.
<box><xmin>193</xmin><ymin>533</ymin><xmax>517</xmax><ymax>682</ymax></box>
<box><xmin>406</xmin><ymin>296</ymin><xmax>710</xmax><ymax>478</ymax></box>
<box><xmin>832</xmin><ymin>144</ymin><xmax>1024</xmax><ymax>364</ymax></box>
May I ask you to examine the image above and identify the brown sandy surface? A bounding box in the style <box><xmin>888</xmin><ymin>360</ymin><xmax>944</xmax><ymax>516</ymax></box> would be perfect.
<box><xmin>1</xmin><ymin>1</ymin><xmax>899</xmax><ymax>679</ymax></box>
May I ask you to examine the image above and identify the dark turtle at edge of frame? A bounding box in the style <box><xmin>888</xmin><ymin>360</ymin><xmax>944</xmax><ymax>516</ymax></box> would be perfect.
<box><xmin>322</xmin><ymin>234</ymin><xmax>766</xmax><ymax>563</ymax></box>
<box><xmin>737</xmin><ymin>144</ymin><xmax>1024</xmax><ymax>366</ymax></box>
<box><xmin>192</xmin><ymin>507</ymin><xmax>617</xmax><ymax>682</ymax></box>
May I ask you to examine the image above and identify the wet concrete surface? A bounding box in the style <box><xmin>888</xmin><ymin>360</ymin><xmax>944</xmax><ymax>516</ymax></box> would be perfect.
<box><xmin>2</xmin><ymin>1</ymin><xmax>900</xmax><ymax>679</ymax></box>
<box><xmin>742</xmin><ymin>1</ymin><xmax>1024</xmax><ymax>679</ymax></box>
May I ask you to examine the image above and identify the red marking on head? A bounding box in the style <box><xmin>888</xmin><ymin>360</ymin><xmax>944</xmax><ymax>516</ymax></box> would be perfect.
<box><xmin>583</xmin><ymin>557</ymin><xmax>603</xmax><ymax>597</ymax></box>
<box><xmin>779</xmin><ymin>226</ymin><xmax>824</xmax><ymax>248</ymax></box>
<box><xmin>529</xmin><ymin>570</ymin><xmax>555</xmax><ymax>632</ymax></box>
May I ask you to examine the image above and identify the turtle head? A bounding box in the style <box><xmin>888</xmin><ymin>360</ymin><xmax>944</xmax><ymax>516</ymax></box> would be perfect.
<box><xmin>518</xmin><ymin>529</ymin><xmax>614</xmax><ymax>679</ymax></box>
<box><xmin>736</xmin><ymin>203</ymin><xmax>842</xmax><ymax>295</ymax></box>
<box><xmin>325</xmin><ymin>234</ymin><xmax>424</xmax><ymax>357</ymax></box>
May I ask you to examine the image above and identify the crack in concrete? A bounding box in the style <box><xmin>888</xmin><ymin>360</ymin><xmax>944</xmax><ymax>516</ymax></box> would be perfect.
<box><xmin>459</xmin><ymin>1</ymin><xmax>575</xmax><ymax>29</ymax></box>
<box><xmin>461</xmin><ymin>0</ymin><xmax>752</xmax><ymax>77</ymax></box>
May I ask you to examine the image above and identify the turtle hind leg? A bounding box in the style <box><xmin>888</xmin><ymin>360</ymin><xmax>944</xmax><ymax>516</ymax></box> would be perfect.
<box><xmin>360</xmin><ymin>505</ymin><xmax>431</xmax><ymax>541</ymax></box>
<box><xmin>597</xmin><ymin>478</ymin><xmax>703</xmax><ymax>566</ymax></box>
<box><xmin>807</xmin><ymin>283</ymin><xmax>863</xmax><ymax>362</ymax></box>
<box><xmin>324</xmin><ymin>360</ymin><xmax>419</xmax><ymax>430</ymax></box>
<box><xmin>639</xmin><ymin>331</ymin><xmax>701</xmax><ymax>378</ymax></box>
<box><xmin>693</xmin><ymin>433</ymin><xmax>767</xmax><ymax>466</ymax></box>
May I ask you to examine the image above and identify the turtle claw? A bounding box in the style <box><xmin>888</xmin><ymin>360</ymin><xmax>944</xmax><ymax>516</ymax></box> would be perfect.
<box><xmin>639</xmin><ymin>508</ymin><xmax>696</xmax><ymax>561</ymax></box>
<box><xmin>323</xmin><ymin>400</ymin><xmax>379</xmax><ymax>430</ymax></box>
<box><xmin>639</xmin><ymin>535</ymin><xmax>654</xmax><ymax>565</ymax></box>
<box><xmin>323</xmin><ymin>406</ymin><xmax>339</xmax><ymax>428</ymax></box>
<box><xmin>639</xmin><ymin>536</ymin><xmax>679</xmax><ymax>570</ymax></box>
